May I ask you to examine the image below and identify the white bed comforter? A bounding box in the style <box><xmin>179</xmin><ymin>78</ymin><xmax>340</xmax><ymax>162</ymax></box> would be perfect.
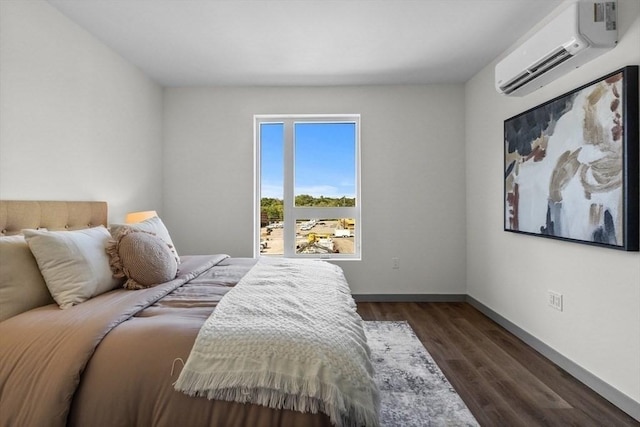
<box><xmin>174</xmin><ymin>258</ymin><xmax>380</xmax><ymax>427</ymax></box>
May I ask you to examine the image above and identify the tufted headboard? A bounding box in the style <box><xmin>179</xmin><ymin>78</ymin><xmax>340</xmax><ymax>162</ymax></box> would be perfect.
<box><xmin>0</xmin><ymin>200</ymin><xmax>108</xmax><ymax>236</ymax></box>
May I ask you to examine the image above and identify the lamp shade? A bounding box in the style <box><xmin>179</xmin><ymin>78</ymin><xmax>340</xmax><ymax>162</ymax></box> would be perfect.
<box><xmin>125</xmin><ymin>210</ymin><xmax>158</xmax><ymax>224</ymax></box>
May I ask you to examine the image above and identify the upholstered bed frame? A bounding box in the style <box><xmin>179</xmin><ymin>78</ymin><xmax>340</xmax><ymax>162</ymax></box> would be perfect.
<box><xmin>0</xmin><ymin>200</ymin><xmax>107</xmax><ymax>236</ymax></box>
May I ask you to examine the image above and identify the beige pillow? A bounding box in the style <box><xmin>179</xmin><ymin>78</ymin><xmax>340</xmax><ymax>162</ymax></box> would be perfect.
<box><xmin>0</xmin><ymin>235</ymin><xmax>54</xmax><ymax>321</ymax></box>
<box><xmin>107</xmin><ymin>229</ymin><xmax>178</xmax><ymax>290</ymax></box>
<box><xmin>23</xmin><ymin>226</ymin><xmax>121</xmax><ymax>309</ymax></box>
<box><xmin>109</xmin><ymin>216</ymin><xmax>180</xmax><ymax>261</ymax></box>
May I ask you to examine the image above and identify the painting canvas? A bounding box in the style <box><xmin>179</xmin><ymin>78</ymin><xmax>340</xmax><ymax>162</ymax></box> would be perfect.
<box><xmin>504</xmin><ymin>66</ymin><xmax>639</xmax><ymax>251</ymax></box>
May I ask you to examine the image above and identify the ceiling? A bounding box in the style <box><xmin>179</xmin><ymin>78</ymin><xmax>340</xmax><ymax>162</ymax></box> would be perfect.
<box><xmin>47</xmin><ymin>0</ymin><xmax>564</xmax><ymax>87</ymax></box>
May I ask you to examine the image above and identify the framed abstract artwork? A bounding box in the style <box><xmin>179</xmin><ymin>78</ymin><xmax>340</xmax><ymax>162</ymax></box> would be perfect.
<box><xmin>504</xmin><ymin>66</ymin><xmax>639</xmax><ymax>251</ymax></box>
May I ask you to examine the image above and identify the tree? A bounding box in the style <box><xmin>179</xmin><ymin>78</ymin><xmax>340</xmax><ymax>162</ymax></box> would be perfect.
<box><xmin>261</xmin><ymin>195</ymin><xmax>355</xmax><ymax>220</ymax></box>
<box><xmin>261</xmin><ymin>198</ymin><xmax>283</xmax><ymax>222</ymax></box>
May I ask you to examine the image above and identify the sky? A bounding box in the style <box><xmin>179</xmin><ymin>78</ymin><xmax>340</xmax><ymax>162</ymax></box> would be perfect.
<box><xmin>260</xmin><ymin>121</ymin><xmax>356</xmax><ymax>200</ymax></box>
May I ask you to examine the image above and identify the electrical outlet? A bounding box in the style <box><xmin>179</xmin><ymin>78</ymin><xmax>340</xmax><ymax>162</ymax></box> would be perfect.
<box><xmin>548</xmin><ymin>290</ymin><xmax>563</xmax><ymax>311</ymax></box>
<box><xmin>392</xmin><ymin>257</ymin><xmax>400</xmax><ymax>269</ymax></box>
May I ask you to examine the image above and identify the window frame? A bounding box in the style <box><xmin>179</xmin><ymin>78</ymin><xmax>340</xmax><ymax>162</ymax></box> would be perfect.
<box><xmin>254</xmin><ymin>114</ymin><xmax>361</xmax><ymax>260</ymax></box>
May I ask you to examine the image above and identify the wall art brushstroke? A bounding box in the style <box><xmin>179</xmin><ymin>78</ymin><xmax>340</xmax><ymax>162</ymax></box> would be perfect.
<box><xmin>504</xmin><ymin>66</ymin><xmax>639</xmax><ymax>251</ymax></box>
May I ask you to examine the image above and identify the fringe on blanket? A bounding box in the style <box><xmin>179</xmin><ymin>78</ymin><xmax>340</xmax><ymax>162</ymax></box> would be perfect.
<box><xmin>176</xmin><ymin>369</ymin><xmax>379</xmax><ymax>427</ymax></box>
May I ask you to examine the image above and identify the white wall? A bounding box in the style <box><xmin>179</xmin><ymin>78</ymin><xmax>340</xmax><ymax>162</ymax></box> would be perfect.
<box><xmin>466</xmin><ymin>0</ymin><xmax>640</xmax><ymax>407</ymax></box>
<box><xmin>0</xmin><ymin>1</ymin><xmax>163</xmax><ymax>223</ymax></box>
<box><xmin>163</xmin><ymin>85</ymin><xmax>467</xmax><ymax>295</ymax></box>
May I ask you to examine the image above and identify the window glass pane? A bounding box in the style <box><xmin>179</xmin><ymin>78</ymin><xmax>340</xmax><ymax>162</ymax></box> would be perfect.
<box><xmin>260</xmin><ymin>123</ymin><xmax>284</xmax><ymax>255</ymax></box>
<box><xmin>295</xmin><ymin>218</ymin><xmax>356</xmax><ymax>255</ymax></box>
<box><xmin>294</xmin><ymin>123</ymin><xmax>356</xmax><ymax>207</ymax></box>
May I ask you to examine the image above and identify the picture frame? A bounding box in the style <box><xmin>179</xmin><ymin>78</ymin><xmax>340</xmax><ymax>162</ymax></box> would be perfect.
<box><xmin>504</xmin><ymin>65</ymin><xmax>639</xmax><ymax>251</ymax></box>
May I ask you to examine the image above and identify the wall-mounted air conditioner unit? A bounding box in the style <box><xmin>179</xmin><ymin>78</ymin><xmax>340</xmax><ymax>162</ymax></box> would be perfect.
<box><xmin>495</xmin><ymin>1</ymin><xmax>617</xmax><ymax>96</ymax></box>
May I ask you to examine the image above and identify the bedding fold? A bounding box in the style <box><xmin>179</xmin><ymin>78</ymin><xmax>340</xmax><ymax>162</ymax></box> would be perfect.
<box><xmin>0</xmin><ymin>254</ymin><xmax>228</xmax><ymax>427</ymax></box>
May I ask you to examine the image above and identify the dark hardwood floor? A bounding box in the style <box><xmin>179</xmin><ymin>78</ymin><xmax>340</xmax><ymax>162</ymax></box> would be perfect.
<box><xmin>356</xmin><ymin>302</ymin><xmax>638</xmax><ymax>427</ymax></box>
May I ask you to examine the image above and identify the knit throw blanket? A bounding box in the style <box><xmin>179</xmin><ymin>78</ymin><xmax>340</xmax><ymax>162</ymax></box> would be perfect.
<box><xmin>174</xmin><ymin>258</ymin><xmax>380</xmax><ymax>427</ymax></box>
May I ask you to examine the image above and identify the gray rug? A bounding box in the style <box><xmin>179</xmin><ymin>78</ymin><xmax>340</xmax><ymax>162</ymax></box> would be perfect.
<box><xmin>364</xmin><ymin>321</ymin><xmax>479</xmax><ymax>427</ymax></box>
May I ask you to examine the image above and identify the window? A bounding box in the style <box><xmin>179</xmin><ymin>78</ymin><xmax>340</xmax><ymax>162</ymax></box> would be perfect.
<box><xmin>255</xmin><ymin>115</ymin><xmax>361</xmax><ymax>259</ymax></box>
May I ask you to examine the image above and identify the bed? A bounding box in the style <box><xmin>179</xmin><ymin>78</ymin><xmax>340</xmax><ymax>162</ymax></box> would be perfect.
<box><xmin>0</xmin><ymin>200</ymin><xmax>379</xmax><ymax>427</ymax></box>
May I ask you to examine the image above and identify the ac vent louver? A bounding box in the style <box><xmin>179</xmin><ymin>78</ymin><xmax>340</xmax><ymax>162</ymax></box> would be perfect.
<box><xmin>499</xmin><ymin>48</ymin><xmax>573</xmax><ymax>95</ymax></box>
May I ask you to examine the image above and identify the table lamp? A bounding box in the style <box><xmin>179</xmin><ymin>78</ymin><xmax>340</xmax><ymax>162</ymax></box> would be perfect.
<box><xmin>125</xmin><ymin>210</ymin><xmax>157</xmax><ymax>224</ymax></box>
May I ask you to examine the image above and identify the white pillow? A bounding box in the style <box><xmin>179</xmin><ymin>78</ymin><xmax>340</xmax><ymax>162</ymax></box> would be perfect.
<box><xmin>23</xmin><ymin>226</ymin><xmax>121</xmax><ymax>309</ymax></box>
<box><xmin>109</xmin><ymin>216</ymin><xmax>180</xmax><ymax>260</ymax></box>
<box><xmin>0</xmin><ymin>235</ymin><xmax>54</xmax><ymax>321</ymax></box>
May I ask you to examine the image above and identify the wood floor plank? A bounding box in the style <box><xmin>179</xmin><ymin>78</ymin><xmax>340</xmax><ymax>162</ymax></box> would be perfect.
<box><xmin>356</xmin><ymin>302</ymin><xmax>638</xmax><ymax>427</ymax></box>
<box><xmin>448</xmin><ymin>316</ymin><xmax>571</xmax><ymax>409</ymax></box>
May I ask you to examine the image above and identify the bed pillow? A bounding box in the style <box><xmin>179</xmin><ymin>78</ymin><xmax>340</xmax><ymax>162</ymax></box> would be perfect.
<box><xmin>23</xmin><ymin>226</ymin><xmax>121</xmax><ymax>309</ymax></box>
<box><xmin>109</xmin><ymin>216</ymin><xmax>180</xmax><ymax>261</ymax></box>
<box><xmin>0</xmin><ymin>235</ymin><xmax>54</xmax><ymax>321</ymax></box>
<box><xmin>107</xmin><ymin>229</ymin><xmax>178</xmax><ymax>290</ymax></box>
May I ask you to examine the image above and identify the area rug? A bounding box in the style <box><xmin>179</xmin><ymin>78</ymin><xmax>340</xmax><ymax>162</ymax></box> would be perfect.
<box><xmin>364</xmin><ymin>321</ymin><xmax>479</xmax><ymax>426</ymax></box>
